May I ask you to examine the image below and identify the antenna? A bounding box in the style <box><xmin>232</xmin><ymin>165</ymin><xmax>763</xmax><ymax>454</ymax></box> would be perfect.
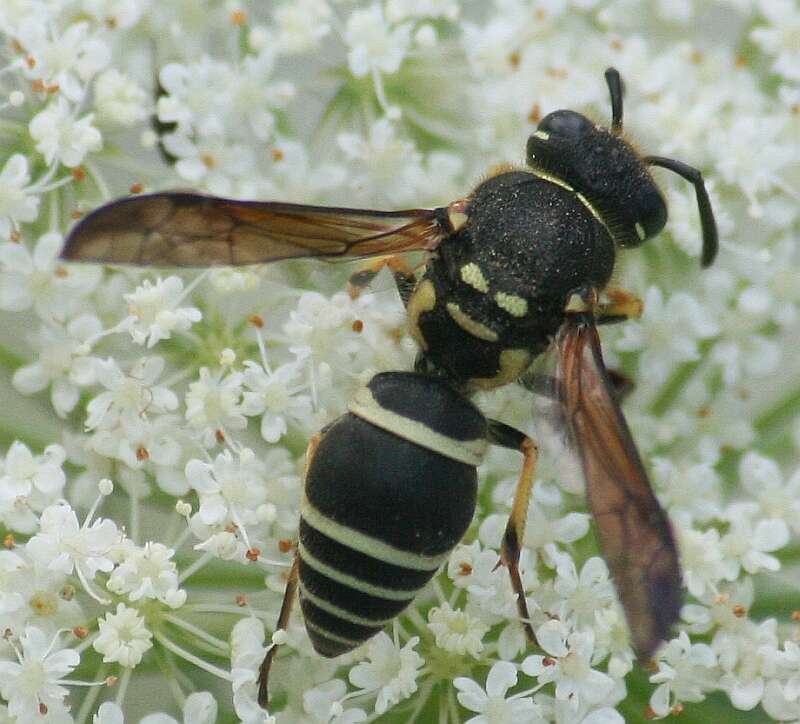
<box><xmin>605</xmin><ymin>67</ymin><xmax>624</xmax><ymax>134</ymax></box>
<box><xmin>645</xmin><ymin>156</ymin><xmax>719</xmax><ymax>267</ymax></box>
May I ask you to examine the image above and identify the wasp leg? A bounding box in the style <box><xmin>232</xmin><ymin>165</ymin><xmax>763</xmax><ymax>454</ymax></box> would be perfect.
<box><xmin>346</xmin><ymin>255</ymin><xmax>417</xmax><ymax>306</ymax></box>
<box><xmin>486</xmin><ymin>420</ymin><xmax>539</xmax><ymax>644</ymax></box>
<box><xmin>596</xmin><ymin>287</ymin><xmax>644</xmax><ymax>325</ymax></box>
<box><xmin>257</xmin><ymin>553</ymin><xmax>299</xmax><ymax>708</ymax></box>
<box><xmin>258</xmin><ymin>431</ymin><xmax>324</xmax><ymax>708</ymax></box>
<box><xmin>564</xmin><ymin>286</ymin><xmax>643</xmax><ymax>325</ymax></box>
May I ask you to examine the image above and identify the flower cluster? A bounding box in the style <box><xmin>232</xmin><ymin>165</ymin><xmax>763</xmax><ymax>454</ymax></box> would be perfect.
<box><xmin>1</xmin><ymin>0</ymin><xmax>799</xmax><ymax>722</ymax></box>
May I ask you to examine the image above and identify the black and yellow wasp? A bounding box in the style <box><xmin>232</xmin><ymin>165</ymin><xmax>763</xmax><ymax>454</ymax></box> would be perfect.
<box><xmin>61</xmin><ymin>68</ymin><xmax>717</xmax><ymax>706</ymax></box>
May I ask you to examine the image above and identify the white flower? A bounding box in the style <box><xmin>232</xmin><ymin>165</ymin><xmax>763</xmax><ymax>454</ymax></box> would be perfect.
<box><xmin>26</xmin><ymin>503</ymin><xmax>120</xmax><ymax>600</ymax></box>
<box><xmin>0</xmin><ymin>231</ymin><xmax>101</xmax><ymax>317</ymax></box>
<box><xmin>344</xmin><ymin>5</ymin><xmax>412</xmax><ymax>78</ymax></box>
<box><xmin>713</xmin><ymin>618</ymin><xmax>778</xmax><ymax>710</ymax></box>
<box><xmin>337</xmin><ymin>120</ymin><xmax>424</xmax><ymax>204</ymax></box>
<box><xmin>186</xmin><ymin>448</ymin><xmax>267</xmax><ymax>532</ymax></box>
<box><xmin>13</xmin><ymin>315</ymin><xmax>101</xmax><ymax>417</ymax></box>
<box><xmin>349</xmin><ymin>633</ymin><xmax>424</xmax><ymax>715</ymax></box>
<box><xmin>649</xmin><ymin>632</ymin><xmax>717</xmax><ymax>717</ymax></box>
<box><xmin>241</xmin><ymin>360</ymin><xmax>312</xmax><ymax>442</ymax></box>
<box><xmin>93</xmin><ymin>602</ymin><xmax>153</xmax><ymax>667</ymax></box>
<box><xmin>124</xmin><ymin>276</ymin><xmax>202</xmax><ymax>347</ymax></box>
<box><xmin>738</xmin><ymin>452</ymin><xmax>800</xmax><ymax>534</ymax></box>
<box><xmin>274</xmin><ymin>0</ymin><xmax>332</xmax><ymax>54</ymax></box>
<box><xmin>304</xmin><ymin>679</ymin><xmax>366</xmax><ymax>724</ymax></box>
<box><xmin>184</xmin><ymin>366</ymin><xmax>246</xmax><ymax>446</ymax></box>
<box><xmin>94</xmin><ymin>701</ymin><xmax>124</xmax><ymax>724</ymax></box>
<box><xmin>522</xmin><ymin>621</ymin><xmax>615</xmax><ymax>711</ymax></box>
<box><xmin>90</xmin><ymin>413</ymin><xmax>182</xmax><ymax>472</ymax></box>
<box><xmin>0</xmin><ymin>154</ymin><xmax>40</xmax><ymax>238</ymax></box>
<box><xmin>162</xmin><ymin>131</ymin><xmax>254</xmax><ymax>196</ymax></box>
<box><xmin>615</xmin><ymin>286</ymin><xmax>719</xmax><ymax>387</ymax></box>
<box><xmin>751</xmin><ymin>0</ymin><xmax>800</xmax><ymax>81</ymax></box>
<box><xmin>454</xmin><ymin>660</ymin><xmax>544</xmax><ymax>724</ymax></box>
<box><xmin>0</xmin><ymin>626</ymin><xmax>79</xmax><ymax>722</ymax></box>
<box><xmin>678</xmin><ymin>526</ymin><xmax>726</xmax><ymax>599</ymax></box>
<box><xmin>106</xmin><ymin>541</ymin><xmax>186</xmax><ymax>608</ymax></box>
<box><xmin>81</xmin><ymin>0</ymin><xmax>151</xmax><ymax>29</ymax></box>
<box><xmin>29</xmin><ymin>97</ymin><xmax>103</xmax><ymax>167</ymax></box>
<box><xmin>719</xmin><ymin>505</ymin><xmax>789</xmax><ymax>579</ymax></box>
<box><xmin>427</xmin><ymin>602</ymin><xmax>489</xmax><ymax>658</ymax></box>
<box><xmin>552</xmin><ymin>557</ymin><xmax>615</xmax><ymax>629</ymax></box>
<box><xmin>128</xmin><ymin>691</ymin><xmax>218</xmax><ymax>724</ymax></box>
<box><xmin>230</xmin><ymin>617</ymin><xmax>268</xmax><ymax>723</ymax></box>
<box><xmin>94</xmin><ymin>68</ymin><xmax>149</xmax><ymax>127</ymax></box>
<box><xmin>17</xmin><ymin>20</ymin><xmax>110</xmax><ymax>101</ymax></box>
<box><xmin>0</xmin><ymin>441</ymin><xmax>66</xmax><ymax>504</ymax></box>
<box><xmin>86</xmin><ymin>355</ymin><xmax>178</xmax><ymax>431</ymax></box>
<box><xmin>763</xmin><ymin>678</ymin><xmax>800</xmax><ymax>722</ymax></box>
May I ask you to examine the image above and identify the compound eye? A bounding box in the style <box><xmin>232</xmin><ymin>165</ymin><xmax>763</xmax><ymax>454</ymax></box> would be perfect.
<box><xmin>538</xmin><ymin>110</ymin><xmax>594</xmax><ymax>139</ymax></box>
<box><xmin>636</xmin><ymin>189</ymin><xmax>668</xmax><ymax>242</ymax></box>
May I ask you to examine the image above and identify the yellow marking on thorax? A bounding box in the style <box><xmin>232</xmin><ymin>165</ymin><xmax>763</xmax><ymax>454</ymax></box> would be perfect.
<box><xmin>407</xmin><ymin>279</ymin><xmax>436</xmax><ymax>351</ymax></box>
<box><xmin>494</xmin><ymin>291</ymin><xmax>528</xmax><ymax>317</ymax></box>
<box><xmin>527</xmin><ymin>167</ymin><xmax>574</xmax><ymax>192</ymax></box>
<box><xmin>446</xmin><ymin>302</ymin><xmax>499</xmax><ymax>342</ymax></box>
<box><xmin>467</xmin><ymin>348</ymin><xmax>532</xmax><ymax>391</ymax></box>
<box><xmin>460</xmin><ymin>262</ymin><xmax>489</xmax><ymax>293</ymax></box>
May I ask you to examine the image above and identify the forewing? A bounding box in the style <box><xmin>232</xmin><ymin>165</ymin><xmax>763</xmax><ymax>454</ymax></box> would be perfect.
<box><xmin>557</xmin><ymin>315</ymin><xmax>681</xmax><ymax>659</ymax></box>
<box><xmin>61</xmin><ymin>192</ymin><xmax>447</xmax><ymax>267</ymax></box>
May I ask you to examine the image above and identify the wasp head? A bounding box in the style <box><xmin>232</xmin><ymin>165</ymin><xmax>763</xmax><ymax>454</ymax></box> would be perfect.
<box><xmin>525</xmin><ymin>68</ymin><xmax>717</xmax><ymax>267</ymax></box>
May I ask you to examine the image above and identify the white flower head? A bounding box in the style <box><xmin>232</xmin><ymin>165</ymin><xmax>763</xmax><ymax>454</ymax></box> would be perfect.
<box><xmin>93</xmin><ymin>602</ymin><xmax>154</xmax><ymax>667</ymax></box>
<box><xmin>348</xmin><ymin>633</ymin><xmax>424</xmax><ymax>714</ymax></box>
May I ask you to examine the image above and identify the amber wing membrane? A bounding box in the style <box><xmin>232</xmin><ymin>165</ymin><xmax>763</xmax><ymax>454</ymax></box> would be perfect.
<box><xmin>61</xmin><ymin>192</ymin><xmax>447</xmax><ymax>267</ymax></box>
<box><xmin>557</xmin><ymin>315</ymin><xmax>681</xmax><ymax>659</ymax></box>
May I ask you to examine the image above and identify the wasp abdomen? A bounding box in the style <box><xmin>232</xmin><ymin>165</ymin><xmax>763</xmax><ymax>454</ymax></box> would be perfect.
<box><xmin>297</xmin><ymin>372</ymin><xmax>486</xmax><ymax>657</ymax></box>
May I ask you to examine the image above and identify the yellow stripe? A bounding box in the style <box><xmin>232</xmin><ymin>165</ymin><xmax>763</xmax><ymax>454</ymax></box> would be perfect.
<box><xmin>299</xmin><ymin>542</ymin><xmax>420</xmax><ymax>601</ymax></box>
<box><xmin>348</xmin><ymin>386</ymin><xmax>487</xmax><ymax>466</ymax></box>
<box><xmin>301</xmin><ymin>496</ymin><xmax>449</xmax><ymax>571</ymax></box>
<box><xmin>299</xmin><ymin>581</ymin><xmax>397</xmax><ymax>627</ymax></box>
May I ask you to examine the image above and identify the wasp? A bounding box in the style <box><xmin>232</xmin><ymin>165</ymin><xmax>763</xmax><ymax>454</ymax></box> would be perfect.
<box><xmin>61</xmin><ymin>68</ymin><xmax>717</xmax><ymax>708</ymax></box>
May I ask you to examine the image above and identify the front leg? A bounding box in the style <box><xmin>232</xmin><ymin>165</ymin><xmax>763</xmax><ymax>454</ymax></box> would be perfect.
<box><xmin>486</xmin><ymin>419</ymin><xmax>539</xmax><ymax>644</ymax></box>
<box><xmin>565</xmin><ymin>286</ymin><xmax>644</xmax><ymax>325</ymax></box>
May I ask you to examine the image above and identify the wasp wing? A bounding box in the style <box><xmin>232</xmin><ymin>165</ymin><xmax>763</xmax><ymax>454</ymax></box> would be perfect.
<box><xmin>61</xmin><ymin>192</ymin><xmax>448</xmax><ymax>267</ymax></box>
<box><xmin>557</xmin><ymin>315</ymin><xmax>681</xmax><ymax>660</ymax></box>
